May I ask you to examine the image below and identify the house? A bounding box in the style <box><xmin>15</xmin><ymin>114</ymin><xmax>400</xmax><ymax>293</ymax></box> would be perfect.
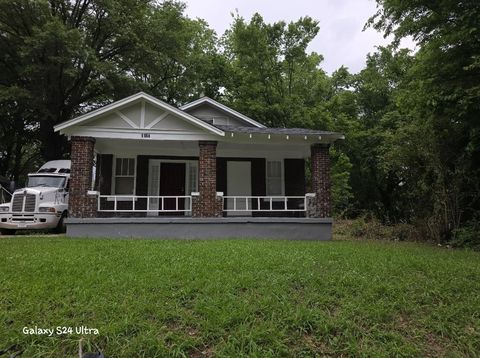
<box><xmin>54</xmin><ymin>92</ymin><xmax>343</xmax><ymax>239</ymax></box>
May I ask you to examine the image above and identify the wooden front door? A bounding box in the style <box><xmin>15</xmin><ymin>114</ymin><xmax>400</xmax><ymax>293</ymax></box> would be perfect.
<box><xmin>159</xmin><ymin>163</ymin><xmax>186</xmax><ymax>212</ymax></box>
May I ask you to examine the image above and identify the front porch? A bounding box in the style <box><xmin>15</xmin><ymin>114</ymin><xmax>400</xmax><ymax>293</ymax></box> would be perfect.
<box><xmin>65</xmin><ymin>138</ymin><xmax>332</xmax><ymax>239</ymax></box>
<box><xmin>55</xmin><ymin>92</ymin><xmax>342</xmax><ymax>239</ymax></box>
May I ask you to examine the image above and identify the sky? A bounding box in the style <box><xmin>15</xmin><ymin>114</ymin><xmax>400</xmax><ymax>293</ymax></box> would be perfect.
<box><xmin>182</xmin><ymin>0</ymin><xmax>415</xmax><ymax>74</ymax></box>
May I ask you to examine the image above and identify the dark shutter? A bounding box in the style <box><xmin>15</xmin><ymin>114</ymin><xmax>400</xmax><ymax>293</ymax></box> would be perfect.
<box><xmin>284</xmin><ymin>159</ymin><xmax>305</xmax><ymax>195</ymax></box>
<box><xmin>136</xmin><ymin>156</ymin><xmax>149</xmax><ymax>196</ymax></box>
<box><xmin>284</xmin><ymin>159</ymin><xmax>306</xmax><ymax>217</ymax></box>
<box><xmin>134</xmin><ymin>156</ymin><xmax>149</xmax><ymax>211</ymax></box>
<box><xmin>251</xmin><ymin>158</ymin><xmax>266</xmax><ymax>196</ymax></box>
<box><xmin>251</xmin><ymin>158</ymin><xmax>266</xmax><ymax>216</ymax></box>
<box><xmin>216</xmin><ymin>158</ymin><xmax>227</xmax><ymax>194</ymax></box>
<box><xmin>98</xmin><ymin>154</ymin><xmax>113</xmax><ymax>195</ymax></box>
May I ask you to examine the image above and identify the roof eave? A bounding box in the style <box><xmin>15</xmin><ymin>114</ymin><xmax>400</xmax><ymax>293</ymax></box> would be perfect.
<box><xmin>221</xmin><ymin>130</ymin><xmax>345</xmax><ymax>144</ymax></box>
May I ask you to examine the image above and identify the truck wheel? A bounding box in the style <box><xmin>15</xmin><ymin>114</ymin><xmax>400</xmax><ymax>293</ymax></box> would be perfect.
<box><xmin>55</xmin><ymin>212</ymin><xmax>67</xmax><ymax>234</ymax></box>
<box><xmin>0</xmin><ymin>229</ymin><xmax>16</xmax><ymax>236</ymax></box>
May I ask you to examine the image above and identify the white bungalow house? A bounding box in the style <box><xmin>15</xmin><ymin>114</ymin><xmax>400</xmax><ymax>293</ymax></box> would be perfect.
<box><xmin>54</xmin><ymin>92</ymin><xmax>343</xmax><ymax>239</ymax></box>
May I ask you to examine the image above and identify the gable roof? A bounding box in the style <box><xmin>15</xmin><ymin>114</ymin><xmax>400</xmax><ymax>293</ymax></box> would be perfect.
<box><xmin>179</xmin><ymin>97</ymin><xmax>267</xmax><ymax>128</ymax></box>
<box><xmin>54</xmin><ymin>92</ymin><xmax>225</xmax><ymax>136</ymax></box>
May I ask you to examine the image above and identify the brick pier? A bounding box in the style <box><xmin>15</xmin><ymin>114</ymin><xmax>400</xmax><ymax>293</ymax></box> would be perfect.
<box><xmin>310</xmin><ymin>144</ymin><xmax>331</xmax><ymax>218</ymax></box>
<box><xmin>69</xmin><ymin>136</ymin><xmax>97</xmax><ymax>218</ymax></box>
<box><xmin>192</xmin><ymin>141</ymin><xmax>222</xmax><ymax>217</ymax></box>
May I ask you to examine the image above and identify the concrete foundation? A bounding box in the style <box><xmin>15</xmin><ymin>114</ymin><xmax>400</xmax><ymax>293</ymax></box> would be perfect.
<box><xmin>65</xmin><ymin>217</ymin><xmax>333</xmax><ymax>240</ymax></box>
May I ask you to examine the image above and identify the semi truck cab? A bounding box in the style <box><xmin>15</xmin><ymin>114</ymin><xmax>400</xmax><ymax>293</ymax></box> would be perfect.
<box><xmin>0</xmin><ymin>160</ymin><xmax>71</xmax><ymax>235</ymax></box>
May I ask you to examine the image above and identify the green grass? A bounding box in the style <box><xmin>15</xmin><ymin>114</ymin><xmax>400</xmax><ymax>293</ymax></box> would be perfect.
<box><xmin>0</xmin><ymin>237</ymin><xmax>479</xmax><ymax>357</ymax></box>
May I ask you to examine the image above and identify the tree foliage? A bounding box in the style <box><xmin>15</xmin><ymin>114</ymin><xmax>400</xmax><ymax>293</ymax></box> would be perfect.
<box><xmin>365</xmin><ymin>0</ymin><xmax>480</xmax><ymax>243</ymax></box>
<box><xmin>221</xmin><ymin>14</ymin><xmax>352</xmax><ymax>212</ymax></box>
<box><xmin>222</xmin><ymin>13</ymin><xmax>332</xmax><ymax>129</ymax></box>
<box><xmin>0</xmin><ymin>0</ymin><xmax>221</xmax><ymax>179</ymax></box>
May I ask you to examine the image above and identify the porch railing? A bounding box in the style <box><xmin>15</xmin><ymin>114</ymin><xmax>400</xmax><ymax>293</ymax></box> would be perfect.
<box><xmin>98</xmin><ymin>195</ymin><xmax>192</xmax><ymax>212</ymax></box>
<box><xmin>0</xmin><ymin>186</ymin><xmax>12</xmax><ymax>205</ymax></box>
<box><xmin>96</xmin><ymin>194</ymin><xmax>314</xmax><ymax>214</ymax></box>
<box><xmin>222</xmin><ymin>196</ymin><xmax>308</xmax><ymax>212</ymax></box>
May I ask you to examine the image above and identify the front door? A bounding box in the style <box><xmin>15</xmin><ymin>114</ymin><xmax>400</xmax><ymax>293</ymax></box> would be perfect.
<box><xmin>227</xmin><ymin>161</ymin><xmax>252</xmax><ymax>216</ymax></box>
<box><xmin>160</xmin><ymin>163</ymin><xmax>186</xmax><ymax>212</ymax></box>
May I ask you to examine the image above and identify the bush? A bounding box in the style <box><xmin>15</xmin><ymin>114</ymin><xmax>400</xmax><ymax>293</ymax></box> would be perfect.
<box><xmin>389</xmin><ymin>222</ymin><xmax>419</xmax><ymax>242</ymax></box>
<box><xmin>349</xmin><ymin>216</ymin><xmax>389</xmax><ymax>240</ymax></box>
<box><xmin>452</xmin><ymin>220</ymin><xmax>480</xmax><ymax>250</ymax></box>
<box><xmin>348</xmin><ymin>216</ymin><xmax>418</xmax><ymax>242</ymax></box>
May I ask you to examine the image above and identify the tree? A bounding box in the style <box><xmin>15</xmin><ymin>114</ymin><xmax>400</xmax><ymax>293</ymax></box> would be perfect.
<box><xmin>222</xmin><ymin>14</ymin><xmax>353</xmax><ymax>214</ymax></box>
<box><xmin>346</xmin><ymin>47</ymin><xmax>414</xmax><ymax>221</ymax></box>
<box><xmin>367</xmin><ymin>0</ymin><xmax>480</xmax><ymax>242</ymax></box>
<box><xmin>0</xmin><ymin>87</ymin><xmax>39</xmax><ymax>182</ymax></box>
<box><xmin>0</xmin><ymin>0</ymin><xmax>222</xmax><ymax>180</ymax></box>
<box><xmin>119</xmin><ymin>1</ymin><xmax>227</xmax><ymax>104</ymax></box>
<box><xmin>222</xmin><ymin>13</ymin><xmax>332</xmax><ymax>129</ymax></box>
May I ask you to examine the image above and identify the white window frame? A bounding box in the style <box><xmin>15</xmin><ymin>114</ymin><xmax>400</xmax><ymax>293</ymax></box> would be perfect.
<box><xmin>112</xmin><ymin>156</ymin><xmax>137</xmax><ymax>198</ymax></box>
<box><xmin>265</xmin><ymin>159</ymin><xmax>284</xmax><ymax>197</ymax></box>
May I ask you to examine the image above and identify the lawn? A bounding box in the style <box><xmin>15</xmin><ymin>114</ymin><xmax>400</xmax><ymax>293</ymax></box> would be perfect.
<box><xmin>0</xmin><ymin>237</ymin><xmax>479</xmax><ymax>357</ymax></box>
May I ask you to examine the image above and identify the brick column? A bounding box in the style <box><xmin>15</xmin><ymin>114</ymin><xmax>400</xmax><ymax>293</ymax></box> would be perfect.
<box><xmin>310</xmin><ymin>143</ymin><xmax>331</xmax><ymax>217</ymax></box>
<box><xmin>192</xmin><ymin>141</ymin><xmax>222</xmax><ymax>217</ymax></box>
<box><xmin>69</xmin><ymin>136</ymin><xmax>97</xmax><ymax>218</ymax></box>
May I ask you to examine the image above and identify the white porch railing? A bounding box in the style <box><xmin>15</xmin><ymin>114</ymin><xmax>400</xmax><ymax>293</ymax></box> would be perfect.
<box><xmin>0</xmin><ymin>186</ymin><xmax>12</xmax><ymax>204</ymax></box>
<box><xmin>98</xmin><ymin>195</ymin><xmax>192</xmax><ymax>212</ymax></box>
<box><xmin>222</xmin><ymin>196</ymin><xmax>308</xmax><ymax>212</ymax></box>
<box><xmin>96</xmin><ymin>194</ymin><xmax>314</xmax><ymax>214</ymax></box>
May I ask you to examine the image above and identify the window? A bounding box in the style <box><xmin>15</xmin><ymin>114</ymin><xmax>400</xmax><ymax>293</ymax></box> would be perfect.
<box><xmin>27</xmin><ymin>176</ymin><xmax>66</xmax><ymax>188</ymax></box>
<box><xmin>114</xmin><ymin>158</ymin><xmax>135</xmax><ymax>195</ymax></box>
<box><xmin>266</xmin><ymin>161</ymin><xmax>282</xmax><ymax>196</ymax></box>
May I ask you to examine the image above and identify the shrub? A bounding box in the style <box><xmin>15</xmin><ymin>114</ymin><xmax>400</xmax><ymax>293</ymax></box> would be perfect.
<box><xmin>347</xmin><ymin>216</ymin><xmax>419</xmax><ymax>242</ymax></box>
<box><xmin>388</xmin><ymin>222</ymin><xmax>419</xmax><ymax>242</ymax></box>
<box><xmin>452</xmin><ymin>220</ymin><xmax>480</xmax><ymax>250</ymax></box>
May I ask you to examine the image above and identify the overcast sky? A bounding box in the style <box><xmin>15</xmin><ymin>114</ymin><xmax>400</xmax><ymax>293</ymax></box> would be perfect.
<box><xmin>182</xmin><ymin>0</ymin><xmax>415</xmax><ymax>74</ymax></box>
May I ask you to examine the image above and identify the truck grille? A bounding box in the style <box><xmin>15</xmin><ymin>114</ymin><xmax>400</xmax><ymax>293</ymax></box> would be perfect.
<box><xmin>11</xmin><ymin>193</ymin><xmax>36</xmax><ymax>212</ymax></box>
<box><xmin>24</xmin><ymin>194</ymin><xmax>36</xmax><ymax>212</ymax></box>
<box><xmin>12</xmin><ymin>194</ymin><xmax>24</xmax><ymax>212</ymax></box>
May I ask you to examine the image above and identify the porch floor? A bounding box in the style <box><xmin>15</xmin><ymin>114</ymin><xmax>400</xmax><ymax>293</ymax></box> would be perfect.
<box><xmin>65</xmin><ymin>217</ymin><xmax>333</xmax><ymax>240</ymax></box>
